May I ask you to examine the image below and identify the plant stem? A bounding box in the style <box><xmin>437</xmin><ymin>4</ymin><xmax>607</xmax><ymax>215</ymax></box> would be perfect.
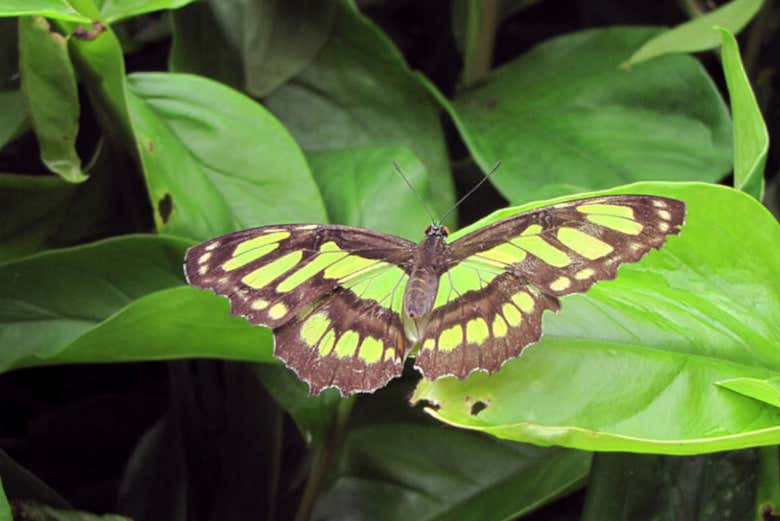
<box><xmin>756</xmin><ymin>446</ymin><xmax>780</xmax><ymax>519</ymax></box>
<box><xmin>461</xmin><ymin>0</ymin><xmax>499</xmax><ymax>87</ymax></box>
<box><xmin>293</xmin><ymin>396</ymin><xmax>355</xmax><ymax>521</ymax></box>
<box><xmin>679</xmin><ymin>0</ymin><xmax>705</xmax><ymax>18</ymax></box>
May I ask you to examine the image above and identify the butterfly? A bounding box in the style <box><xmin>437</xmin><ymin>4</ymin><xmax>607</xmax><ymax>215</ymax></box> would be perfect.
<box><xmin>184</xmin><ymin>194</ymin><xmax>685</xmax><ymax>395</ymax></box>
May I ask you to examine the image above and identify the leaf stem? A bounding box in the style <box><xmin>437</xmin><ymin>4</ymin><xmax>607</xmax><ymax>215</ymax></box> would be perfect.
<box><xmin>461</xmin><ymin>0</ymin><xmax>499</xmax><ymax>87</ymax></box>
<box><xmin>293</xmin><ymin>396</ymin><xmax>355</xmax><ymax>521</ymax></box>
<box><xmin>678</xmin><ymin>0</ymin><xmax>705</xmax><ymax>18</ymax></box>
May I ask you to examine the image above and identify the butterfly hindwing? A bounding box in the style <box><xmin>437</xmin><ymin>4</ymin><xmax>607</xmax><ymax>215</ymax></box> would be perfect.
<box><xmin>415</xmin><ymin>195</ymin><xmax>686</xmax><ymax>378</ymax></box>
<box><xmin>185</xmin><ymin>224</ymin><xmax>415</xmax><ymax>394</ymax></box>
<box><xmin>415</xmin><ymin>272</ymin><xmax>560</xmax><ymax>379</ymax></box>
<box><xmin>275</xmin><ymin>289</ymin><xmax>408</xmax><ymax>394</ymax></box>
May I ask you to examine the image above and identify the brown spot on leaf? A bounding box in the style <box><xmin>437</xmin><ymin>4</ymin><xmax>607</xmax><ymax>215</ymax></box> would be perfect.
<box><xmin>72</xmin><ymin>21</ymin><xmax>106</xmax><ymax>41</ymax></box>
<box><xmin>470</xmin><ymin>400</ymin><xmax>487</xmax><ymax>416</ymax></box>
<box><xmin>147</xmin><ymin>141</ymin><xmax>154</xmax><ymax>154</ymax></box>
<box><xmin>158</xmin><ymin>193</ymin><xmax>173</xmax><ymax>224</ymax></box>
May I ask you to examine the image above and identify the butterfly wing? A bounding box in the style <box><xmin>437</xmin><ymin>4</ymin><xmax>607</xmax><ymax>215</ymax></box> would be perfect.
<box><xmin>414</xmin><ymin>195</ymin><xmax>686</xmax><ymax>379</ymax></box>
<box><xmin>185</xmin><ymin>224</ymin><xmax>416</xmax><ymax>394</ymax></box>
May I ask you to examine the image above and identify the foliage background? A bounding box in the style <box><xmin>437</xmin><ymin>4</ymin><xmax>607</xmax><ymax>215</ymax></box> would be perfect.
<box><xmin>0</xmin><ymin>0</ymin><xmax>779</xmax><ymax>520</ymax></box>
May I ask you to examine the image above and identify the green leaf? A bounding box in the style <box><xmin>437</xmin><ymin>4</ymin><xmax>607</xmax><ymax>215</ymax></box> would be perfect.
<box><xmin>581</xmin><ymin>451</ymin><xmax>758</xmax><ymax>520</ymax></box>
<box><xmin>19</xmin><ymin>16</ymin><xmax>85</xmax><ymax>182</ymax></box>
<box><xmin>126</xmin><ymin>72</ymin><xmax>327</xmax><ymax>241</ymax></box>
<box><xmin>99</xmin><ymin>0</ymin><xmax>198</xmax><ymax>23</ymax></box>
<box><xmin>0</xmin><ymin>476</ymin><xmax>10</xmax><ymax>521</ymax></box>
<box><xmin>254</xmin><ymin>364</ymin><xmax>342</xmax><ymax>445</ymax></box>
<box><xmin>411</xmin><ymin>182</ymin><xmax>780</xmax><ymax>455</ymax></box>
<box><xmin>171</xmin><ymin>0</ymin><xmax>336</xmax><ymax>97</ymax></box>
<box><xmin>60</xmin><ymin>17</ymin><xmax>134</xmax><ymax>144</ymax></box>
<box><xmin>0</xmin><ymin>174</ymin><xmax>77</xmax><ymax>262</ymax></box>
<box><xmin>623</xmin><ymin>0</ymin><xmax>764</xmax><ymax>67</ymax></box>
<box><xmin>0</xmin><ymin>1</ymin><xmax>91</xmax><ymax>22</ymax></box>
<box><xmin>431</xmin><ymin>27</ymin><xmax>733</xmax><ymax>204</ymax></box>
<box><xmin>13</xmin><ymin>286</ymin><xmax>277</xmax><ymax>370</ymax></box>
<box><xmin>0</xmin><ymin>235</ymin><xmax>191</xmax><ymax>371</ymax></box>
<box><xmin>314</xmin><ymin>423</ymin><xmax>591</xmax><ymax>520</ymax></box>
<box><xmin>716</xmin><ymin>376</ymin><xmax>780</xmax><ymax>408</ymax></box>
<box><xmin>264</xmin><ymin>0</ymin><xmax>455</xmax><ymax>223</ymax></box>
<box><xmin>719</xmin><ymin>27</ymin><xmax>767</xmax><ymax>201</ymax></box>
<box><xmin>0</xmin><ymin>91</ymin><xmax>26</xmax><ymax>149</ymax></box>
<box><xmin>308</xmin><ymin>145</ymin><xmax>431</xmax><ymax>240</ymax></box>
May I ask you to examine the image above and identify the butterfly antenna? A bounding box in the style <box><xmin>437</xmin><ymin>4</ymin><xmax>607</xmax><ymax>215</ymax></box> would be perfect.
<box><xmin>439</xmin><ymin>161</ymin><xmax>501</xmax><ymax>224</ymax></box>
<box><xmin>392</xmin><ymin>161</ymin><xmax>438</xmax><ymax>224</ymax></box>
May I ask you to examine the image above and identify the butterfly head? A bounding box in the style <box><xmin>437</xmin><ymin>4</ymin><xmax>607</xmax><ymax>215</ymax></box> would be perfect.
<box><xmin>425</xmin><ymin>224</ymin><xmax>449</xmax><ymax>237</ymax></box>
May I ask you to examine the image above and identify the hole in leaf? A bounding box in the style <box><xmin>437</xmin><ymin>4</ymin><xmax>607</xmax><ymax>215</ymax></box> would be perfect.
<box><xmin>158</xmin><ymin>193</ymin><xmax>173</xmax><ymax>224</ymax></box>
<box><xmin>761</xmin><ymin>504</ymin><xmax>780</xmax><ymax>521</ymax></box>
<box><xmin>416</xmin><ymin>398</ymin><xmax>440</xmax><ymax>411</ymax></box>
<box><xmin>470</xmin><ymin>400</ymin><xmax>487</xmax><ymax>416</ymax></box>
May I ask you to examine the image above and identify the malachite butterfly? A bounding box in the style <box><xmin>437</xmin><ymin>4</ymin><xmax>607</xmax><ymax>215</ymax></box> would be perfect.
<box><xmin>185</xmin><ymin>195</ymin><xmax>685</xmax><ymax>395</ymax></box>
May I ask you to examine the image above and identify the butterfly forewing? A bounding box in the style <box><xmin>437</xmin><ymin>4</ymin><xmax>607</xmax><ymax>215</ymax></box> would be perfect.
<box><xmin>414</xmin><ymin>195</ymin><xmax>685</xmax><ymax>379</ymax></box>
<box><xmin>185</xmin><ymin>224</ymin><xmax>416</xmax><ymax>394</ymax></box>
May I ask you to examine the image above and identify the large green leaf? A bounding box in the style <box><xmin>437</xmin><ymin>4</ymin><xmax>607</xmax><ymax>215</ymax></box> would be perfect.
<box><xmin>19</xmin><ymin>16</ymin><xmax>85</xmax><ymax>182</ymax></box>
<box><xmin>581</xmin><ymin>451</ymin><xmax>758</xmax><ymax>520</ymax></box>
<box><xmin>99</xmin><ymin>0</ymin><xmax>198</xmax><ymax>23</ymax></box>
<box><xmin>411</xmin><ymin>182</ymin><xmax>780</xmax><ymax>455</ymax></box>
<box><xmin>126</xmin><ymin>72</ymin><xmax>327</xmax><ymax>241</ymax></box>
<box><xmin>719</xmin><ymin>28</ymin><xmax>767</xmax><ymax>201</ymax></box>
<box><xmin>432</xmin><ymin>28</ymin><xmax>732</xmax><ymax>204</ymax></box>
<box><xmin>0</xmin><ymin>235</ymin><xmax>190</xmax><ymax>371</ymax></box>
<box><xmin>41</xmin><ymin>287</ymin><xmax>275</xmax><ymax>368</ymax></box>
<box><xmin>313</xmin><ymin>423</ymin><xmax>591</xmax><ymax>521</ymax></box>
<box><xmin>0</xmin><ymin>1</ymin><xmax>90</xmax><ymax>22</ymax></box>
<box><xmin>623</xmin><ymin>0</ymin><xmax>764</xmax><ymax>67</ymax></box>
<box><xmin>0</xmin><ymin>174</ymin><xmax>76</xmax><ymax>262</ymax></box>
<box><xmin>264</xmin><ymin>0</ymin><xmax>455</xmax><ymax>223</ymax></box>
<box><xmin>308</xmin><ymin>145</ymin><xmax>431</xmax><ymax>241</ymax></box>
<box><xmin>170</xmin><ymin>0</ymin><xmax>336</xmax><ymax>97</ymax></box>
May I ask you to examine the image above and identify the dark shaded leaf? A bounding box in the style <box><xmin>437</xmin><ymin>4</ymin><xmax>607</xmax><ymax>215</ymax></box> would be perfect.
<box><xmin>265</xmin><ymin>0</ymin><xmax>455</xmax><ymax>223</ymax></box>
<box><xmin>314</xmin><ymin>423</ymin><xmax>591</xmax><ymax>521</ymax></box>
<box><xmin>581</xmin><ymin>450</ymin><xmax>758</xmax><ymax>521</ymax></box>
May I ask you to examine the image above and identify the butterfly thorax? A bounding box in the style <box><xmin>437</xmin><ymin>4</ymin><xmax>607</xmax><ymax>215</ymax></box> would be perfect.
<box><xmin>403</xmin><ymin>230</ymin><xmax>449</xmax><ymax>321</ymax></box>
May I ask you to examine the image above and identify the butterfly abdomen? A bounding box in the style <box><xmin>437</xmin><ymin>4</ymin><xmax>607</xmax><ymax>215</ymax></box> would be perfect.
<box><xmin>403</xmin><ymin>268</ymin><xmax>439</xmax><ymax>319</ymax></box>
<box><xmin>403</xmin><ymin>234</ymin><xmax>448</xmax><ymax>319</ymax></box>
